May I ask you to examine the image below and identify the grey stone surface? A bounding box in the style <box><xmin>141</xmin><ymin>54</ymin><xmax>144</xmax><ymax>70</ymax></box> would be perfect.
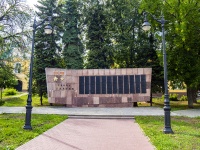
<box><xmin>1</xmin><ymin>106</ymin><xmax>200</xmax><ymax>117</ymax></box>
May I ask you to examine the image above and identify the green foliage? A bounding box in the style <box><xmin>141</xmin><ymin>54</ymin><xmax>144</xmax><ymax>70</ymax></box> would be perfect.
<box><xmin>0</xmin><ymin>99</ymin><xmax>5</xmax><ymax>106</ymax></box>
<box><xmin>140</xmin><ymin>0</ymin><xmax>200</xmax><ymax>107</ymax></box>
<box><xmin>33</xmin><ymin>0</ymin><xmax>63</xmax><ymax>104</ymax></box>
<box><xmin>62</xmin><ymin>0</ymin><xmax>84</xmax><ymax>69</ymax></box>
<box><xmin>169</xmin><ymin>93</ymin><xmax>178</xmax><ymax>101</ymax></box>
<box><xmin>0</xmin><ymin>114</ymin><xmax>67</xmax><ymax>149</ymax></box>
<box><xmin>0</xmin><ymin>64</ymin><xmax>17</xmax><ymax>89</ymax></box>
<box><xmin>180</xmin><ymin>95</ymin><xmax>188</xmax><ymax>101</ymax></box>
<box><xmin>84</xmin><ymin>1</ymin><xmax>114</xmax><ymax>69</ymax></box>
<box><xmin>0</xmin><ymin>0</ymin><xmax>32</xmax><ymax>63</ymax></box>
<box><xmin>3</xmin><ymin>88</ymin><xmax>17</xmax><ymax>96</ymax></box>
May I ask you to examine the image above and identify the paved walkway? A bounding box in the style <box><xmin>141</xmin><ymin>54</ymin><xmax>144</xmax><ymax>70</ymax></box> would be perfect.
<box><xmin>16</xmin><ymin>119</ymin><xmax>155</xmax><ymax>150</ymax></box>
<box><xmin>1</xmin><ymin>106</ymin><xmax>200</xmax><ymax>150</ymax></box>
<box><xmin>1</xmin><ymin>106</ymin><xmax>200</xmax><ymax>117</ymax></box>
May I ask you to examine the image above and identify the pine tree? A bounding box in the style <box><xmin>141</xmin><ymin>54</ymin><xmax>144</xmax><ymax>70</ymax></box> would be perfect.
<box><xmin>33</xmin><ymin>0</ymin><xmax>63</xmax><ymax>105</ymax></box>
<box><xmin>62</xmin><ymin>0</ymin><xmax>84</xmax><ymax>69</ymax></box>
<box><xmin>84</xmin><ymin>1</ymin><xmax>114</xmax><ymax>69</ymax></box>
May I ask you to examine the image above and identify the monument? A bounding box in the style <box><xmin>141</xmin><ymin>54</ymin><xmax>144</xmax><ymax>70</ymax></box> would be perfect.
<box><xmin>45</xmin><ymin>68</ymin><xmax>152</xmax><ymax>107</ymax></box>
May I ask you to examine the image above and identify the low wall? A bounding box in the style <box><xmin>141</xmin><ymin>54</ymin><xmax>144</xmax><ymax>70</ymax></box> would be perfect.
<box><xmin>45</xmin><ymin>68</ymin><xmax>152</xmax><ymax>107</ymax></box>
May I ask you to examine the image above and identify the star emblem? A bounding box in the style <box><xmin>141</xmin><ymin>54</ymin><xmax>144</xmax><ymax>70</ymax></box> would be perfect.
<box><xmin>60</xmin><ymin>77</ymin><xmax>64</xmax><ymax>81</ymax></box>
<box><xmin>54</xmin><ymin>76</ymin><xmax>58</xmax><ymax>82</ymax></box>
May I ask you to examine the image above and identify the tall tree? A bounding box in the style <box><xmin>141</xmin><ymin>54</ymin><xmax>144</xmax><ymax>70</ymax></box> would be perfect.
<box><xmin>84</xmin><ymin>0</ymin><xmax>114</xmax><ymax>69</ymax></box>
<box><xmin>141</xmin><ymin>0</ymin><xmax>200</xmax><ymax>108</ymax></box>
<box><xmin>33</xmin><ymin>0</ymin><xmax>63</xmax><ymax>105</ymax></box>
<box><xmin>0</xmin><ymin>0</ymin><xmax>32</xmax><ymax>93</ymax></box>
<box><xmin>62</xmin><ymin>0</ymin><xmax>84</xmax><ymax>69</ymax></box>
<box><xmin>109</xmin><ymin>0</ymin><xmax>163</xmax><ymax>105</ymax></box>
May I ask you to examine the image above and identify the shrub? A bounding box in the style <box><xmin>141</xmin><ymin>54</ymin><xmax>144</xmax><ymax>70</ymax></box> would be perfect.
<box><xmin>3</xmin><ymin>88</ymin><xmax>17</xmax><ymax>96</ymax></box>
<box><xmin>180</xmin><ymin>95</ymin><xmax>188</xmax><ymax>101</ymax></box>
<box><xmin>0</xmin><ymin>99</ymin><xmax>5</xmax><ymax>106</ymax></box>
<box><xmin>169</xmin><ymin>93</ymin><xmax>178</xmax><ymax>101</ymax></box>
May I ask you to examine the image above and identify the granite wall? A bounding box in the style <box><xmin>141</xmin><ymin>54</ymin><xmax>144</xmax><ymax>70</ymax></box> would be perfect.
<box><xmin>45</xmin><ymin>68</ymin><xmax>152</xmax><ymax>107</ymax></box>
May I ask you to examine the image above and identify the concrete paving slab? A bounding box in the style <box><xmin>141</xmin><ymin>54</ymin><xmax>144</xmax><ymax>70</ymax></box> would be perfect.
<box><xmin>16</xmin><ymin>119</ymin><xmax>155</xmax><ymax>150</ymax></box>
<box><xmin>173</xmin><ymin>109</ymin><xmax>200</xmax><ymax>118</ymax></box>
<box><xmin>0</xmin><ymin>106</ymin><xmax>166</xmax><ymax>116</ymax></box>
<box><xmin>1</xmin><ymin>106</ymin><xmax>199</xmax><ymax>117</ymax></box>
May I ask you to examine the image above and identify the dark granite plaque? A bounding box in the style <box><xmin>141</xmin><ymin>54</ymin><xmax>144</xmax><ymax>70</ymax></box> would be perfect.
<box><xmin>113</xmin><ymin>76</ymin><xmax>118</xmax><ymax>94</ymax></box>
<box><xmin>79</xmin><ymin>76</ymin><xmax>84</xmax><ymax>94</ymax></box>
<box><xmin>118</xmin><ymin>75</ymin><xmax>123</xmax><ymax>94</ymax></box>
<box><xmin>141</xmin><ymin>75</ymin><xmax>146</xmax><ymax>93</ymax></box>
<box><xmin>96</xmin><ymin>76</ymin><xmax>101</xmax><ymax>94</ymax></box>
<box><xmin>130</xmin><ymin>75</ymin><xmax>135</xmax><ymax>94</ymax></box>
<box><xmin>135</xmin><ymin>75</ymin><xmax>140</xmax><ymax>93</ymax></box>
<box><xmin>85</xmin><ymin>76</ymin><xmax>90</xmax><ymax>94</ymax></box>
<box><xmin>124</xmin><ymin>75</ymin><xmax>129</xmax><ymax>94</ymax></box>
<box><xmin>102</xmin><ymin>76</ymin><xmax>106</xmax><ymax>94</ymax></box>
<box><xmin>90</xmin><ymin>76</ymin><xmax>95</xmax><ymax>94</ymax></box>
<box><xmin>107</xmin><ymin>76</ymin><xmax>112</xmax><ymax>94</ymax></box>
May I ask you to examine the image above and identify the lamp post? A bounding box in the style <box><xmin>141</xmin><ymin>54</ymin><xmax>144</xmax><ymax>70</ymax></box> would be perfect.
<box><xmin>142</xmin><ymin>12</ymin><xmax>173</xmax><ymax>134</ymax></box>
<box><xmin>24</xmin><ymin>17</ymin><xmax>52</xmax><ymax>130</ymax></box>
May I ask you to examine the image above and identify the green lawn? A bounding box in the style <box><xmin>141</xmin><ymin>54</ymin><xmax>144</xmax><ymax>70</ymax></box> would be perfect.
<box><xmin>0</xmin><ymin>113</ymin><xmax>67</xmax><ymax>150</ymax></box>
<box><xmin>138</xmin><ymin>98</ymin><xmax>200</xmax><ymax>110</ymax></box>
<box><xmin>2</xmin><ymin>94</ymin><xmax>50</xmax><ymax>107</ymax></box>
<box><xmin>136</xmin><ymin>116</ymin><xmax>200</xmax><ymax>150</ymax></box>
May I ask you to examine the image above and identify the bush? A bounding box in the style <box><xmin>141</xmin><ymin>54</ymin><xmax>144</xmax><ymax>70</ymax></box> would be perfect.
<box><xmin>0</xmin><ymin>99</ymin><xmax>5</xmax><ymax>106</ymax></box>
<box><xmin>3</xmin><ymin>88</ymin><xmax>17</xmax><ymax>96</ymax></box>
<box><xmin>169</xmin><ymin>93</ymin><xmax>178</xmax><ymax>101</ymax></box>
<box><xmin>180</xmin><ymin>95</ymin><xmax>188</xmax><ymax>101</ymax></box>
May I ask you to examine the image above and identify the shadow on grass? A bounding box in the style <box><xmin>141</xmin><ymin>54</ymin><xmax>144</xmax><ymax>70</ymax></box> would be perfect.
<box><xmin>4</xmin><ymin>97</ymin><xmax>26</xmax><ymax>106</ymax></box>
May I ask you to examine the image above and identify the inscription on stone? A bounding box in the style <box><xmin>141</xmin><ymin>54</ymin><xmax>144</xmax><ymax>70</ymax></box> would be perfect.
<box><xmin>78</xmin><ymin>75</ymin><xmax>147</xmax><ymax>95</ymax></box>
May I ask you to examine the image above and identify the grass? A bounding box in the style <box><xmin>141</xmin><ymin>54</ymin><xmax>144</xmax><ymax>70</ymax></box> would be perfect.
<box><xmin>138</xmin><ymin>98</ymin><xmax>200</xmax><ymax>111</ymax></box>
<box><xmin>135</xmin><ymin>116</ymin><xmax>200</xmax><ymax>150</ymax></box>
<box><xmin>2</xmin><ymin>94</ymin><xmax>50</xmax><ymax>107</ymax></box>
<box><xmin>0</xmin><ymin>113</ymin><xmax>67</xmax><ymax>150</ymax></box>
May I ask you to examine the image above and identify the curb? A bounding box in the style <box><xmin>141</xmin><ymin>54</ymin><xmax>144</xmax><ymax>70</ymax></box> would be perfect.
<box><xmin>68</xmin><ymin>115</ymin><xmax>135</xmax><ymax>119</ymax></box>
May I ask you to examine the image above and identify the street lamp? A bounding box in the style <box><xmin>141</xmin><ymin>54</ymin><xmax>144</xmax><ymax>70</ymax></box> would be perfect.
<box><xmin>142</xmin><ymin>12</ymin><xmax>173</xmax><ymax>134</ymax></box>
<box><xmin>24</xmin><ymin>17</ymin><xmax>52</xmax><ymax>130</ymax></box>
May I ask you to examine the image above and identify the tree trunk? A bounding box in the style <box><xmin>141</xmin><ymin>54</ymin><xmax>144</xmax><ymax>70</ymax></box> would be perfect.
<box><xmin>187</xmin><ymin>87</ymin><xmax>197</xmax><ymax>108</ymax></box>
<box><xmin>0</xmin><ymin>88</ymin><xmax>2</xmax><ymax>99</ymax></box>
<box><xmin>133</xmin><ymin>102</ymin><xmax>138</xmax><ymax>107</ymax></box>
<box><xmin>40</xmin><ymin>91</ymin><xmax>43</xmax><ymax>106</ymax></box>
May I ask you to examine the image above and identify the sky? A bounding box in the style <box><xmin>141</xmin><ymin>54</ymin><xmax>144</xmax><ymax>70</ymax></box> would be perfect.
<box><xmin>26</xmin><ymin>0</ymin><xmax>38</xmax><ymax>9</ymax></box>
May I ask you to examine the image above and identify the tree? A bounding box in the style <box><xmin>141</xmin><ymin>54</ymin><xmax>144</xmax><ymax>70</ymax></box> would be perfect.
<box><xmin>84</xmin><ymin>0</ymin><xmax>114</xmax><ymax>69</ymax></box>
<box><xmin>0</xmin><ymin>0</ymin><xmax>32</xmax><ymax>97</ymax></box>
<box><xmin>106</xmin><ymin>0</ymin><xmax>163</xmax><ymax>106</ymax></box>
<box><xmin>0</xmin><ymin>0</ymin><xmax>32</xmax><ymax>58</ymax></box>
<box><xmin>0</xmin><ymin>63</ymin><xmax>17</xmax><ymax>99</ymax></box>
<box><xmin>140</xmin><ymin>0</ymin><xmax>200</xmax><ymax>108</ymax></box>
<box><xmin>62</xmin><ymin>0</ymin><xmax>84</xmax><ymax>69</ymax></box>
<box><xmin>33</xmin><ymin>0</ymin><xmax>63</xmax><ymax>105</ymax></box>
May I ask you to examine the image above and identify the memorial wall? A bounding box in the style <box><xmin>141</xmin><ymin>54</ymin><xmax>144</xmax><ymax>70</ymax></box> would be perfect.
<box><xmin>45</xmin><ymin>68</ymin><xmax>152</xmax><ymax>107</ymax></box>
